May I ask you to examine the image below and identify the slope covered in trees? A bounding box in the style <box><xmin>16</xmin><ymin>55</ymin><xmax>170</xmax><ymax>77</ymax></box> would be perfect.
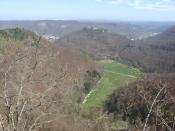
<box><xmin>120</xmin><ymin>26</ymin><xmax>175</xmax><ymax>73</ymax></box>
<box><xmin>56</xmin><ymin>27</ymin><xmax>132</xmax><ymax>60</ymax></box>
<box><xmin>0</xmin><ymin>28</ymin><xmax>108</xmax><ymax>131</ymax></box>
<box><xmin>56</xmin><ymin>26</ymin><xmax>175</xmax><ymax>73</ymax></box>
<box><xmin>105</xmin><ymin>73</ymin><xmax>175</xmax><ymax>130</ymax></box>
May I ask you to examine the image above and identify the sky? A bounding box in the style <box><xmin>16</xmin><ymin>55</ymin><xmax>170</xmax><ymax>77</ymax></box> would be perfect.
<box><xmin>0</xmin><ymin>0</ymin><xmax>175</xmax><ymax>21</ymax></box>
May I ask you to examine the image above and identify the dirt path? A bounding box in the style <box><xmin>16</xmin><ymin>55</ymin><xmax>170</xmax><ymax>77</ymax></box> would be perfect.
<box><xmin>82</xmin><ymin>77</ymin><xmax>103</xmax><ymax>104</ymax></box>
<box><xmin>105</xmin><ymin>70</ymin><xmax>137</xmax><ymax>78</ymax></box>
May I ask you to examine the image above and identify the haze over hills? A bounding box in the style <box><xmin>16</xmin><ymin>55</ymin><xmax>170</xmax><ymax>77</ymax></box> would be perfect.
<box><xmin>155</xmin><ymin>25</ymin><xmax>175</xmax><ymax>40</ymax></box>
<box><xmin>0</xmin><ymin>21</ymin><xmax>175</xmax><ymax>41</ymax></box>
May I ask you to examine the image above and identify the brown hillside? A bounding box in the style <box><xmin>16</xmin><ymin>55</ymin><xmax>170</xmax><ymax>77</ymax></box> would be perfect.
<box><xmin>0</xmin><ymin>29</ymin><xmax>105</xmax><ymax>131</ymax></box>
<box><xmin>106</xmin><ymin>73</ymin><xmax>175</xmax><ymax>131</ymax></box>
<box><xmin>120</xmin><ymin>26</ymin><xmax>175</xmax><ymax>73</ymax></box>
<box><xmin>56</xmin><ymin>26</ymin><xmax>175</xmax><ymax>73</ymax></box>
<box><xmin>56</xmin><ymin>27</ymin><xmax>131</xmax><ymax>60</ymax></box>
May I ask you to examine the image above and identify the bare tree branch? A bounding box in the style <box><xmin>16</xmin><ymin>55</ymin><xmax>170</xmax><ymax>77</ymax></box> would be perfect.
<box><xmin>143</xmin><ymin>85</ymin><xmax>166</xmax><ymax>131</ymax></box>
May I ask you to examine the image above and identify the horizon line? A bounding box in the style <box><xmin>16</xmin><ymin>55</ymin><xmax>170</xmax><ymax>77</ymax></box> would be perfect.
<box><xmin>0</xmin><ymin>19</ymin><xmax>175</xmax><ymax>23</ymax></box>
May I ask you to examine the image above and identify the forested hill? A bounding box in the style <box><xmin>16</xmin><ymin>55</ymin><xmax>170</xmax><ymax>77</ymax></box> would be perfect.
<box><xmin>120</xmin><ymin>25</ymin><xmax>175</xmax><ymax>73</ymax></box>
<box><xmin>0</xmin><ymin>28</ymin><xmax>103</xmax><ymax>131</ymax></box>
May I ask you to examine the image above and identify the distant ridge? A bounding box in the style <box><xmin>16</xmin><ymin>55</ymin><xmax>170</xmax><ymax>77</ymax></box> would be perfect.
<box><xmin>1</xmin><ymin>20</ymin><xmax>174</xmax><ymax>39</ymax></box>
<box><xmin>56</xmin><ymin>27</ymin><xmax>131</xmax><ymax>60</ymax></box>
<box><xmin>120</xmin><ymin>25</ymin><xmax>175</xmax><ymax>72</ymax></box>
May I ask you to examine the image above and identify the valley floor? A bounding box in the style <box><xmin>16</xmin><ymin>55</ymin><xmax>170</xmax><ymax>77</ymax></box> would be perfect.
<box><xmin>82</xmin><ymin>60</ymin><xmax>142</xmax><ymax>112</ymax></box>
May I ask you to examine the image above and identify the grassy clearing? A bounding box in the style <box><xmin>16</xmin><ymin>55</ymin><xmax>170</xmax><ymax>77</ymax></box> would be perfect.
<box><xmin>81</xmin><ymin>60</ymin><xmax>142</xmax><ymax>112</ymax></box>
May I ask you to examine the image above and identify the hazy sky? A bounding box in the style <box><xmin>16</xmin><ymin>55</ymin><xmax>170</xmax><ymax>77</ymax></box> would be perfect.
<box><xmin>0</xmin><ymin>0</ymin><xmax>175</xmax><ymax>21</ymax></box>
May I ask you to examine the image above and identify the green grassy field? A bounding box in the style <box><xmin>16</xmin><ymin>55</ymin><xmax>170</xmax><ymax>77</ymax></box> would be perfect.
<box><xmin>81</xmin><ymin>60</ymin><xmax>142</xmax><ymax>112</ymax></box>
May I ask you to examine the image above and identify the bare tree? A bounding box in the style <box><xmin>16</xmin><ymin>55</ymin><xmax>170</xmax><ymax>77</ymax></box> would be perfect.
<box><xmin>142</xmin><ymin>84</ymin><xmax>167</xmax><ymax>131</ymax></box>
<box><xmin>0</xmin><ymin>37</ymin><xmax>57</xmax><ymax>131</ymax></box>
